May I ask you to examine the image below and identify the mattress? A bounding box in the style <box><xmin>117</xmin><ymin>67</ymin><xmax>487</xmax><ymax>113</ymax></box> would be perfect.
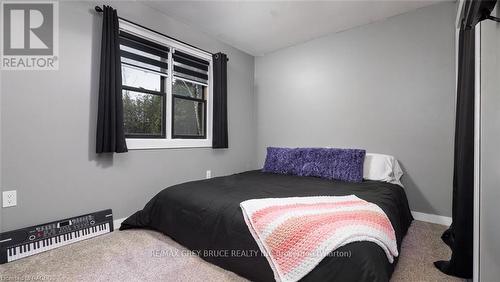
<box><xmin>121</xmin><ymin>170</ymin><xmax>413</xmax><ymax>282</ymax></box>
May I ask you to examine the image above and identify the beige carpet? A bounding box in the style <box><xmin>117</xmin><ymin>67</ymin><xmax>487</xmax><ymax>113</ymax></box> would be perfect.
<box><xmin>0</xmin><ymin>221</ymin><xmax>464</xmax><ymax>282</ymax></box>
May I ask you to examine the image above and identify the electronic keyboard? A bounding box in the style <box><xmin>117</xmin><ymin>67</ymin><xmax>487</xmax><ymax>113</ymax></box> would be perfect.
<box><xmin>0</xmin><ymin>209</ymin><xmax>113</xmax><ymax>264</ymax></box>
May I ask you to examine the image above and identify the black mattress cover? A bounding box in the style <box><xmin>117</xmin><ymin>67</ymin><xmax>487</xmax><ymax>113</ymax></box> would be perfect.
<box><xmin>121</xmin><ymin>170</ymin><xmax>413</xmax><ymax>282</ymax></box>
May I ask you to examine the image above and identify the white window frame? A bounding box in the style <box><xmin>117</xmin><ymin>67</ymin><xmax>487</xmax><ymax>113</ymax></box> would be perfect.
<box><xmin>119</xmin><ymin>20</ymin><xmax>213</xmax><ymax>150</ymax></box>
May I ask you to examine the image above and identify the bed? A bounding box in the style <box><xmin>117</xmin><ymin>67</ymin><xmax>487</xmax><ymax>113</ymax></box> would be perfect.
<box><xmin>121</xmin><ymin>170</ymin><xmax>413</xmax><ymax>282</ymax></box>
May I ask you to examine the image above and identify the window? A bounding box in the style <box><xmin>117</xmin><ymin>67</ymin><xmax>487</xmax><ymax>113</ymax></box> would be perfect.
<box><xmin>118</xmin><ymin>21</ymin><xmax>212</xmax><ymax>149</ymax></box>
<box><xmin>172</xmin><ymin>78</ymin><xmax>207</xmax><ymax>138</ymax></box>
<box><xmin>122</xmin><ymin>66</ymin><xmax>166</xmax><ymax>138</ymax></box>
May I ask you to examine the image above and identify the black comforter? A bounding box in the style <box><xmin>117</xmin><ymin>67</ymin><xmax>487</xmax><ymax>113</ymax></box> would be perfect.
<box><xmin>121</xmin><ymin>170</ymin><xmax>413</xmax><ymax>282</ymax></box>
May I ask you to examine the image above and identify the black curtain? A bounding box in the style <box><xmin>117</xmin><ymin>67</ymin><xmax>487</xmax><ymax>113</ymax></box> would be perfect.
<box><xmin>434</xmin><ymin>0</ymin><xmax>496</xmax><ymax>278</ymax></box>
<box><xmin>212</xmin><ymin>53</ymin><xmax>228</xmax><ymax>148</ymax></box>
<box><xmin>96</xmin><ymin>6</ymin><xmax>128</xmax><ymax>153</ymax></box>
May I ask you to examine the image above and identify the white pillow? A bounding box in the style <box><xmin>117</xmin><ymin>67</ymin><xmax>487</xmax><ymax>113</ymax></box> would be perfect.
<box><xmin>363</xmin><ymin>153</ymin><xmax>404</xmax><ymax>187</ymax></box>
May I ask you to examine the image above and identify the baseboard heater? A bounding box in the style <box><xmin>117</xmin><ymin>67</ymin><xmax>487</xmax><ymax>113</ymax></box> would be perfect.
<box><xmin>0</xmin><ymin>209</ymin><xmax>113</xmax><ymax>264</ymax></box>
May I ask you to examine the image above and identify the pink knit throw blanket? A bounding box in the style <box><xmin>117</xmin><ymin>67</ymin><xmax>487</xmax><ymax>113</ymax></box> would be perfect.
<box><xmin>240</xmin><ymin>195</ymin><xmax>398</xmax><ymax>282</ymax></box>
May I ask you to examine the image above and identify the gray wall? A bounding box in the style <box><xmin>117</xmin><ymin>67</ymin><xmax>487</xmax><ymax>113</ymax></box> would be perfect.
<box><xmin>480</xmin><ymin>13</ymin><xmax>500</xmax><ymax>281</ymax></box>
<box><xmin>254</xmin><ymin>2</ymin><xmax>456</xmax><ymax>216</ymax></box>
<box><xmin>0</xmin><ymin>1</ymin><xmax>256</xmax><ymax>231</ymax></box>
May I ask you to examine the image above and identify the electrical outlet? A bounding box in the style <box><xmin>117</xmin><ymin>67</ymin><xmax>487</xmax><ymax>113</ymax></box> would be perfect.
<box><xmin>2</xmin><ymin>190</ymin><xmax>17</xmax><ymax>208</ymax></box>
<box><xmin>206</xmin><ymin>170</ymin><xmax>212</xmax><ymax>179</ymax></box>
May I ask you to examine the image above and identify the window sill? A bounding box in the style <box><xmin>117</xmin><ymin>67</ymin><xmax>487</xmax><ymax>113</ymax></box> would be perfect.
<box><xmin>126</xmin><ymin>138</ymin><xmax>212</xmax><ymax>150</ymax></box>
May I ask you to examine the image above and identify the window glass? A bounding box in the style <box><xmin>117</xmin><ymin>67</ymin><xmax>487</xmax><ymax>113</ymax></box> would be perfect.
<box><xmin>122</xmin><ymin>66</ymin><xmax>162</xmax><ymax>92</ymax></box>
<box><xmin>172</xmin><ymin>78</ymin><xmax>205</xmax><ymax>100</ymax></box>
<box><xmin>173</xmin><ymin>98</ymin><xmax>205</xmax><ymax>137</ymax></box>
<box><xmin>123</xmin><ymin>90</ymin><xmax>164</xmax><ymax>137</ymax></box>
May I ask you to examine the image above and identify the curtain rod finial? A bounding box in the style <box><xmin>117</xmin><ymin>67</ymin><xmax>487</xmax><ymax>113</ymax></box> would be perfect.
<box><xmin>95</xmin><ymin>6</ymin><xmax>103</xmax><ymax>13</ymax></box>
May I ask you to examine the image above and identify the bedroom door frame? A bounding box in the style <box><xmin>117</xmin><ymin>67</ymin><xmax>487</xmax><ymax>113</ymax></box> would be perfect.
<box><xmin>473</xmin><ymin>21</ymin><xmax>481</xmax><ymax>282</ymax></box>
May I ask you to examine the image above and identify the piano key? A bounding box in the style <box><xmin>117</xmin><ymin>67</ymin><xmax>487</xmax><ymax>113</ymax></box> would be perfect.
<box><xmin>7</xmin><ymin>249</ymin><xmax>13</xmax><ymax>261</ymax></box>
<box><xmin>12</xmin><ymin>248</ymin><xmax>16</xmax><ymax>258</ymax></box>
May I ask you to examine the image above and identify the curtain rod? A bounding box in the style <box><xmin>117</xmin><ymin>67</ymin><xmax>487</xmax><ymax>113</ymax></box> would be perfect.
<box><xmin>94</xmin><ymin>5</ymin><xmax>228</xmax><ymax>61</ymax></box>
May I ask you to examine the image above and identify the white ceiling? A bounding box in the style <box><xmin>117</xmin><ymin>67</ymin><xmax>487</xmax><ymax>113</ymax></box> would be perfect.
<box><xmin>145</xmin><ymin>1</ymin><xmax>447</xmax><ymax>56</ymax></box>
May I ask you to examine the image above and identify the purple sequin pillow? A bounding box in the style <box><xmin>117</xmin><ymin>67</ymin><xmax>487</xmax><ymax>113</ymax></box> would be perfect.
<box><xmin>262</xmin><ymin>147</ymin><xmax>366</xmax><ymax>183</ymax></box>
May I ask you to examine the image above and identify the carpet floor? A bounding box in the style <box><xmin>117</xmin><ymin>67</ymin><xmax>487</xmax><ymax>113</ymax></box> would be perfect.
<box><xmin>0</xmin><ymin>220</ymin><xmax>464</xmax><ymax>282</ymax></box>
